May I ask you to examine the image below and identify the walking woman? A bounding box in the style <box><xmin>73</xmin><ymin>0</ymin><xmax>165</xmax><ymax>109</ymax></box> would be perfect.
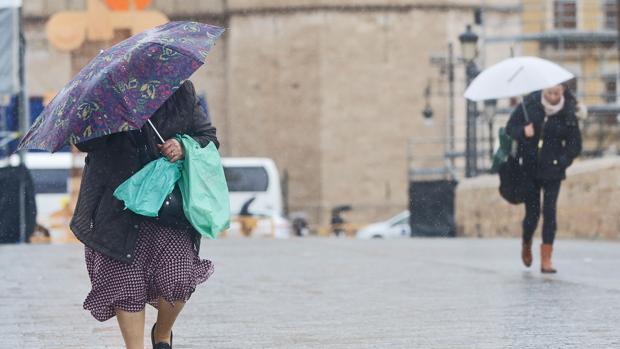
<box><xmin>71</xmin><ymin>80</ymin><xmax>218</xmax><ymax>349</ymax></box>
<box><xmin>506</xmin><ymin>84</ymin><xmax>582</xmax><ymax>273</ymax></box>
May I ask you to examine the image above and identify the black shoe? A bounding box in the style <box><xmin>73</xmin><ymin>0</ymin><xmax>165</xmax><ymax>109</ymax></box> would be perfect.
<box><xmin>151</xmin><ymin>323</ymin><xmax>173</xmax><ymax>349</ymax></box>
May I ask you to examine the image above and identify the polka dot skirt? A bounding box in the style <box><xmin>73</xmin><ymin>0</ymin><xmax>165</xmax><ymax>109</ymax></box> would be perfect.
<box><xmin>83</xmin><ymin>221</ymin><xmax>214</xmax><ymax>322</ymax></box>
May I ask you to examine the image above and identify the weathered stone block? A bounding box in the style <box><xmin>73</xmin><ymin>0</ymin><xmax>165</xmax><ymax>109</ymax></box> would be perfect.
<box><xmin>457</xmin><ymin>157</ymin><xmax>620</xmax><ymax>240</ymax></box>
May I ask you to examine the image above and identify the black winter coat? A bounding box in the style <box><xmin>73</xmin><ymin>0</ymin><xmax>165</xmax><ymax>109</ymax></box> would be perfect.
<box><xmin>70</xmin><ymin>81</ymin><xmax>219</xmax><ymax>263</ymax></box>
<box><xmin>505</xmin><ymin>90</ymin><xmax>582</xmax><ymax>181</ymax></box>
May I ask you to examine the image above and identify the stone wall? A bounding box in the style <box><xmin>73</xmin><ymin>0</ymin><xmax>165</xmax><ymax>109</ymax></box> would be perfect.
<box><xmin>456</xmin><ymin>157</ymin><xmax>620</xmax><ymax>240</ymax></box>
<box><xmin>225</xmin><ymin>13</ymin><xmax>323</xmax><ymax>218</ymax></box>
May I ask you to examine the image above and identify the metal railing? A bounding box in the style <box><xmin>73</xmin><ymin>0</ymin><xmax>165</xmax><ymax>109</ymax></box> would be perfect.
<box><xmin>581</xmin><ymin>106</ymin><xmax>620</xmax><ymax>157</ymax></box>
<box><xmin>407</xmin><ymin>134</ymin><xmax>498</xmax><ymax>181</ymax></box>
<box><xmin>408</xmin><ymin>104</ymin><xmax>620</xmax><ymax>182</ymax></box>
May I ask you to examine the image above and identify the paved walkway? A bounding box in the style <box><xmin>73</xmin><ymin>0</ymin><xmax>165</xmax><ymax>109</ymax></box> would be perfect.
<box><xmin>2</xmin><ymin>238</ymin><xmax>620</xmax><ymax>348</ymax></box>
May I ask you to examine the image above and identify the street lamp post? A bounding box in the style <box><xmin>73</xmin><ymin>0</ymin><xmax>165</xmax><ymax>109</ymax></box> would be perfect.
<box><xmin>459</xmin><ymin>25</ymin><xmax>479</xmax><ymax>178</ymax></box>
<box><xmin>17</xmin><ymin>5</ymin><xmax>29</xmax><ymax>243</ymax></box>
<box><xmin>483</xmin><ymin>99</ymin><xmax>497</xmax><ymax>163</ymax></box>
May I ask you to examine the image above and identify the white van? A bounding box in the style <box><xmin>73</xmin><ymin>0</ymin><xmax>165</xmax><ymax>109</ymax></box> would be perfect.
<box><xmin>221</xmin><ymin>157</ymin><xmax>284</xmax><ymax>217</ymax></box>
<box><xmin>221</xmin><ymin>157</ymin><xmax>290</xmax><ymax>238</ymax></box>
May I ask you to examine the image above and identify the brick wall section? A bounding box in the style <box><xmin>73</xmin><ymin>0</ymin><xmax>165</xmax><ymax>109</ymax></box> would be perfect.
<box><xmin>317</xmin><ymin>11</ymin><xmax>450</xmax><ymax>224</ymax></box>
<box><xmin>456</xmin><ymin>157</ymin><xmax>620</xmax><ymax>240</ymax></box>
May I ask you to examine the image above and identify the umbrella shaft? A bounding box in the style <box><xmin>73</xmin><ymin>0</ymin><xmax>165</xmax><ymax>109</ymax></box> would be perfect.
<box><xmin>147</xmin><ymin>119</ymin><xmax>166</xmax><ymax>144</ymax></box>
<box><xmin>520</xmin><ymin>98</ymin><xmax>530</xmax><ymax>123</ymax></box>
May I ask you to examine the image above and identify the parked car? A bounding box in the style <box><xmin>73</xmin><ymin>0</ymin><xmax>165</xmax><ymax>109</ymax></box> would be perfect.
<box><xmin>356</xmin><ymin>210</ymin><xmax>410</xmax><ymax>239</ymax></box>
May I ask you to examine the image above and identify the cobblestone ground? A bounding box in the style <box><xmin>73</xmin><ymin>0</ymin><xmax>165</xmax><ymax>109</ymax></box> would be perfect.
<box><xmin>1</xmin><ymin>238</ymin><xmax>620</xmax><ymax>349</ymax></box>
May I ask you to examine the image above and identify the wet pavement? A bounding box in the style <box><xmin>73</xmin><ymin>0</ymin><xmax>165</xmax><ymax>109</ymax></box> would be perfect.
<box><xmin>1</xmin><ymin>238</ymin><xmax>620</xmax><ymax>348</ymax></box>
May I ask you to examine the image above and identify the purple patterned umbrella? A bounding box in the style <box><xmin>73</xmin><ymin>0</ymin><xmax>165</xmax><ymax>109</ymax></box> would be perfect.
<box><xmin>18</xmin><ymin>21</ymin><xmax>224</xmax><ymax>152</ymax></box>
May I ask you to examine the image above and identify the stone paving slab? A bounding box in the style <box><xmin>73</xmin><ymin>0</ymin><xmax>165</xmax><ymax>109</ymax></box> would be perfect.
<box><xmin>1</xmin><ymin>238</ymin><xmax>620</xmax><ymax>348</ymax></box>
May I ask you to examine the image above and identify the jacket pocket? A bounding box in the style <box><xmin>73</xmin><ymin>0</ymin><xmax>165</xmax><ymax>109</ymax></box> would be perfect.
<box><xmin>90</xmin><ymin>194</ymin><xmax>104</xmax><ymax>230</ymax></box>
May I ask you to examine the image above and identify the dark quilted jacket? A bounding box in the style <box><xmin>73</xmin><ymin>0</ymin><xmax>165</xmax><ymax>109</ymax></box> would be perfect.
<box><xmin>505</xmin><ymin>90</ymin><xmax>582</xmax><ymax>181</ymax></box>
<box><xmin>70</xmin><ymin>81</ymin><xmax>219</xmax><ymax>263</ymax></box>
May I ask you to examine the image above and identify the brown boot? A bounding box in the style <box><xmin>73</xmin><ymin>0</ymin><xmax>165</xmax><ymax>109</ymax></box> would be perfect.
<box><xmin>541</xmin><ymin>243</ymin><xmax>557</xmax><ymax>274</ymax></box>
<box><xmin>521</xmin><ymin>240</ymin><xmax>532</xmax><ymax>267</ymax></box>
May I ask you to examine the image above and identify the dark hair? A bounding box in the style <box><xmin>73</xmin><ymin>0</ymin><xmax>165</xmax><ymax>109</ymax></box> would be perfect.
<box><xmin>560</xmin><ymin>82</ymin><xmax>570</xmax><ymax>92</ymax></box>
<box><xmin>561</xmin><ymin>82</ymin><xmax>577</xmax><ymax>102</ymax></box>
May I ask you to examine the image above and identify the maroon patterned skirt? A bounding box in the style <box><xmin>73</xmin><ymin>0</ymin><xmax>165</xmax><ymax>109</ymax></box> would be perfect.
<box><xmin>83</xmin><ymin>221</ymin><xmax>213</xmax><ymax>322</ymax></box>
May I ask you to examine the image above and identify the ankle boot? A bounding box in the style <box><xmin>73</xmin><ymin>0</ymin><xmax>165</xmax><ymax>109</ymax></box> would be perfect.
<box><xmin>521</xmin><ymin>240</ymin><xmax>533</xmax><ymax>267</ymax></box>
<box><xmin>541</xmin><ymin>243</ymin><xmax>557</xmax><ymax>274</ymax></box>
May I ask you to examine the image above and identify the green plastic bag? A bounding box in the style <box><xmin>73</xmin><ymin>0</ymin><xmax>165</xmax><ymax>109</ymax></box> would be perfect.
<box><xmin>491</xmin><ymin>127</ymin><xmax>515</xmax><ymax>173</ymax></box>
<box><xmin>177</xmin><ymin>134</ymin><xmax>230</xmax><ymax>239</ymax></box>
<box><xmin>113</xmin><ymin>158</ymin><xmax>183</xmax><ymax>217</ymax></box>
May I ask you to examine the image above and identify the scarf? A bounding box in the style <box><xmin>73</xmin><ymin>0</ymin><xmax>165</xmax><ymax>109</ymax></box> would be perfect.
<box><xmin>541</xmin><ymin>93</ymin><xmax>565</xmax><ymax>116</ymax></box>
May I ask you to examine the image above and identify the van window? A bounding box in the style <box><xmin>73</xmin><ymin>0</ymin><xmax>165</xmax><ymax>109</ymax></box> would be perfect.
<box><xmin>224</xmin><ymin>166</ymin><xmax>269</xmax><ymax>192</ymax></box>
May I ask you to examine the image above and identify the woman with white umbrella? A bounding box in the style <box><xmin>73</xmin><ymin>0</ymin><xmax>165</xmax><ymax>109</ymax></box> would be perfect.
<box><xmin>505</xmin><ymin>84</ymin><xmax>582</xmax><ymax>273</ymax></box>
<box><xmin>465</xmin><ymin>57</ymin><xmax>582</xmax><ymax>273</ymax></box>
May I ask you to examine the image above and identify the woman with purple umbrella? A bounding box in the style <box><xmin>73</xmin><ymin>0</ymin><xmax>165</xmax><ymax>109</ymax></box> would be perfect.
<box><xmin>76</xmin><ymin>80</ymin><xmax>217</xmax><ymax>349</ymax></box>
<box><xmin>18</xmin><ymin>22</ymin><xmax>225</xmax><ymax>349</ymax></box>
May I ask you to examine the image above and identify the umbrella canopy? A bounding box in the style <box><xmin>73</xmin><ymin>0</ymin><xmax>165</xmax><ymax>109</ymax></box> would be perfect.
<box><xmin>464</xmin><ymin>56</ymin><xmax>574</xmax><ymax>102</ymax></box>
<box><xmin>0</xmin><ymin>0</ymin><xmax>22</xmax><ymax>8</ymax></box>
<box><xmin>18</xmin><ymin>21</ymin><xmax>224</xmax><ymax>152</ymax></box>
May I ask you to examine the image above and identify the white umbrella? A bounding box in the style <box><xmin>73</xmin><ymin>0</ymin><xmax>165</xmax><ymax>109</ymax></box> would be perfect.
<box><xmin>0</xmin><ymin>0</ymin><xmax>21</xmax><ymax>7</ymax></box>
<box><xmin>464</xmin><ymin>56</ymin><xmax>574</xmax><ymax>102</ymax></box>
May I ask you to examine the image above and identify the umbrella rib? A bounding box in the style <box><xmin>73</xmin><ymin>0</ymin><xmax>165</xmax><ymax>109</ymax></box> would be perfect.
<box><xmin>507</xmin><ymin>66</ymin><xmax>524</xmax><ymax>83</ymax></box>
<box><xmin>80</xmin><ymin>42</ymin><xmax>207</xmax><ymax>140</ymax></box>
<box><xmin>150</xmin><ymin>41</ymin><xmax>209</xmax><ymax>64</ymax></box>
<box><xmin>105</xmin><ymin>67</ymin><xmax>140</xmax><ymax>131</ymax></box>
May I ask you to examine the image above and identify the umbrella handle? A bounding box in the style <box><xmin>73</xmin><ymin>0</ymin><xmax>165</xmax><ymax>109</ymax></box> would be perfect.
<box><xmin>147</xmin><ymin>119</ymin><xmax>166</xmax><ymax>144</ymax></box>
<box><xmin>520</xmin><ymin>98</ymin><xmax>531</xmax><ymax>123</ymax></box>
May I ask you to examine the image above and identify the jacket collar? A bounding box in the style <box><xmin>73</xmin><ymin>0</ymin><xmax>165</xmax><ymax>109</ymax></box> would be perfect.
<box><xmin>524</xmin><ymin>90</ymin><xmax>576</xmax><ymax>117</ymax></box>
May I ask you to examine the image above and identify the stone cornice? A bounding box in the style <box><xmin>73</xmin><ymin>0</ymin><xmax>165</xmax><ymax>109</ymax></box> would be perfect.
<box><xmin>24</xmin><ymin>0</ymin><xmax>519</xmax><ymax>20</ymax></box>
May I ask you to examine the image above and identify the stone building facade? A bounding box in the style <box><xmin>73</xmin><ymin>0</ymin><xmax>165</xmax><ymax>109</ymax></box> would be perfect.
<box><xmin>22</xmin><ymin>0</ymin><xmax>520</xmax><ymax>225</ymax></box>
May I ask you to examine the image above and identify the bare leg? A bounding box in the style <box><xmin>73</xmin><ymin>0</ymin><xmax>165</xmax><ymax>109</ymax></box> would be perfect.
<box><xmin>115</xmin><ymin>308</ymin><xmax>145</xmax><ymax>349</ymax></box>
<box><xmin>154</xmin><ymin>297</ymin><xmax>186</xmax><ymax>344</ymax></box>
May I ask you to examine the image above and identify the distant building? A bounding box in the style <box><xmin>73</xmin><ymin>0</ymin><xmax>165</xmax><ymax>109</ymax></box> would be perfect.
<box><xmin>521</xmin><ymin>0</ymin><xmax>619</xmax><ymax>156</ymax></box>
<box><xmin>521</xmin><ymin>0</ymin><xmax>618</xmax><ymax>106</ymax></box>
